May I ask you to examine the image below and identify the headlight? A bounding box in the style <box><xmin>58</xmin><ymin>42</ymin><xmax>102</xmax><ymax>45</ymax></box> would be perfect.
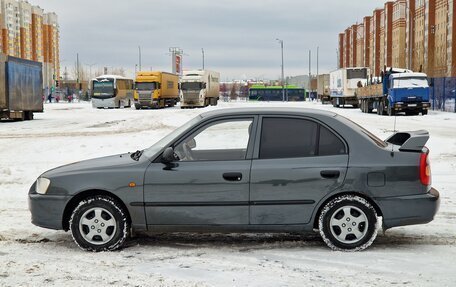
<box><xmin>35</xmin><ymin>178</ymin><xmax>51</xmax><ymax>195</ymax></box>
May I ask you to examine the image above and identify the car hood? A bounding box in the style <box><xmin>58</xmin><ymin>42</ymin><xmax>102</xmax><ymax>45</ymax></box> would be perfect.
<box><xmin>41</xmin><ymin>153</ymin><xmax>146</xmax><ymax>178</ymax></box>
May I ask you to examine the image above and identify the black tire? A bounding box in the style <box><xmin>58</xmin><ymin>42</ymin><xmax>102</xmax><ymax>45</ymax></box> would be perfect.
<box><xmin>318</xmin><ymin>195</ymin><xmax>378</xmax><ymax>251</ymax></box>
<box><xmin>24</xmin><ymin>111</ymin><xmax>34</xmax><ymax>120</ymax></box>
<box><xmin>377</xmin><ymin>102</ymin><xmax>383</xmax><ymax>115</ymax></box>
<box><xmin>387</xmin><ymin>105</ymin><xmax>395</xmax><ymax>116</ymax></box>
<box><xmin>422</xmin><ymin>109</ymin><xmax>428</xmax><ymax>115</ymax></box>
<box><xmin>69</xmin><ymin>196</ymin><xmax>130</xmax><ymax>252</ymax></box>
<box><xmin>134</xmin><ymin>103</ymin><xmax>141</xmax><ymax>110</ymax></box>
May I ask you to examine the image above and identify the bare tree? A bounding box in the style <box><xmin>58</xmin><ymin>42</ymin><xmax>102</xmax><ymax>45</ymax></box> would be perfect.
<box><xmin>230</xmin><ymin>83</ymin><xmax>238</xmax><ymax>101</ymax></box>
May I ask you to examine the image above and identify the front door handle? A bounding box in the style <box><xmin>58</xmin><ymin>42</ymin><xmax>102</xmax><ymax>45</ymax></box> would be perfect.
<box><xmin>223</xmin><ymin>172</ymin><xmax>242</xmax><ymax>182</ymax></box>
<box><xmin>320</xmin><ymin>170</ymin><xmax>340</xmax><ymax>179</ymax></box>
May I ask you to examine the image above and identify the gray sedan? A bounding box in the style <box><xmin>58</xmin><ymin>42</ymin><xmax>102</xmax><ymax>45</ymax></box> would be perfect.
<box><xmin>29</xmin><ymin>108</ymin><xmax>440</xmax><ymax>251</ymax></box>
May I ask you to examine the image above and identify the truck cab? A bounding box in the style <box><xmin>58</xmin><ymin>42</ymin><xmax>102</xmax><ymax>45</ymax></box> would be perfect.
<box><xmin>180</xmin><ymin>70</ymin><xmax>220</xmax><ymax>108</ymax></box>
<box><xmin>134</xmin><ymin>71</ymin><xmax>179</xmax><ymax>109</ymax></box>
<box><xmin>387</xmin><ymin>72</ymin><xmax>431</xmax><ymax>115</ymax></box>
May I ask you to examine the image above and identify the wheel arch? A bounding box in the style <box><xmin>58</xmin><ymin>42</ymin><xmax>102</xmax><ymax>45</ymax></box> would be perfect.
<box><xmin>62</xmin><ymin>189</ymin><xmax>131</xmax><ymax>231</ymax></box>
<box><xmin>312</xmin><ymin>191</ymin><xmax>383</xmax><ymax>229</ymax></box>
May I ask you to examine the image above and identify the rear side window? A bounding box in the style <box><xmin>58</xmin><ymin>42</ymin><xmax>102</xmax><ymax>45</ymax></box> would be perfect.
<box><xmin>319</xmin><ymin>125</ymin><xmax>346</xmax><ymax>156</ymax></box>
<box><xmin>259</xmin><ymin>117</ymin><xmax>347</xmax><ymax>159</ymax></box>
<box><xmin>260</xmin><ymin>118</ymin><xmax>318</xmax><ymax>159</ymax></box>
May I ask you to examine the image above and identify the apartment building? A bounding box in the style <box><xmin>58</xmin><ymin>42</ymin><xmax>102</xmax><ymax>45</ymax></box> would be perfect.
<box><xmin>0</xmin><ymin>0</ymin><xmax>58</xmax><ymax>88</ymax></box>
<box><xmin>392</xmin><ymin>0</ymin><xmax>407</xmax><ymax>69</ymax></box>
<box><xmin>338</xmin><ymin>0</ymin><xmax>456</xmax><ymax>78</ymax></box>
<box><xmin>355</xmin><ymin>23</ymin><xmax>365</xmax><ymax>67</ymax></box>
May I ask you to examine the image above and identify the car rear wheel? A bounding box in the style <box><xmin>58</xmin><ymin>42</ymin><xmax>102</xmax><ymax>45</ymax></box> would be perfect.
<box><xmin>69</xmin><ymin>195</ymin><xmax>129</xmax><ymax>252</ymax></box>
<box><xmin>318</xmin><ymin>195</ymin><xmax>378</xmax><ymax>251</ymax></box>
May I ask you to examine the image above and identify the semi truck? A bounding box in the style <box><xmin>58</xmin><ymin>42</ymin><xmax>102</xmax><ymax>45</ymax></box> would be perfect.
<box><xmin>357</xmin><ymin>68</ymin><xmax>431</xmax><ymax>116</ymax></box>
<box><xmin>329</xmin><ymin>67</ymin><xmax>369</xmax><ymax>108</ymax></box>
<box><xmin>0</xmin><ymin>55</ymin><xmax>43</xmax><ymax>121</ymax></box>
<box><xmin>134</xmin><ymin>71</ymin><xmax>179</xmax><ymax>109</ymax></box>
<box><xmin>180</xmin><ymin>70</ymin><xmax>220</xmax><ymax>108</ymax></box>
<box><xmin>317</xmin><ymin>74</ymin><xmax>330</xmax><ymax>104</ymax></box>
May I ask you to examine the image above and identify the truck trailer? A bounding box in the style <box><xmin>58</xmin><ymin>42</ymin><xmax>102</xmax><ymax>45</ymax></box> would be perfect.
<box><xmin>134</xmin><ymin>71</ymin><xmax>179</xmax><ymax>109</ymax></box>
<box><xmin>329</xmin><ymin>67</ymin><xmax>369</xmax><ymax>108</ymax></box>
<box><xmin>317</xmin><ymin>74</ymin><xmax>330</xmax><ymax>104</ymax></box>
<box><xmin>357</xmin><ymin>68</ymin><xmax>431</xmax><ymax>116</ymax></box>
<box><xmin>180</xmin><ymin>70</ymin><xmax>220</xmax><ymax>108</ymax></box>
<box><xmin>0</xmin><ymin>55</ymin><xmax>43</xmax><ymax>121</ymax></box>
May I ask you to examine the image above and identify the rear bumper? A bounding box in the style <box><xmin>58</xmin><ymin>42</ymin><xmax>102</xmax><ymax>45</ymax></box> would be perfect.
<box><xmin>377</xmin><ymin>187</ymin><xmax>440</xmax><ymax>229</ymax></box>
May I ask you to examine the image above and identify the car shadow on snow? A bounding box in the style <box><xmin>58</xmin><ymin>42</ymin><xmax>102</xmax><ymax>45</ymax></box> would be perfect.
<box><xmin>9</xmin><ymin>229</ymin><xmax>455</xmax><ymax>252</ymax></box>
<box><xmin>126</xmin><ymin>232</ymin><xmax>326</xmax><ymax>251</ymax></box>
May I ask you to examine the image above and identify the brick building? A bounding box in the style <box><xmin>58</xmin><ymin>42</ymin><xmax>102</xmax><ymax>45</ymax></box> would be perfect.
<box><xmin>0</xmin><ymin>0</ymin><xmax>59</xmax><ymax>88</ymax></box>
<box><xmin>338</xmin><ymin>0</ymin><xmax>456</xmax><ymax>78</ymax></box>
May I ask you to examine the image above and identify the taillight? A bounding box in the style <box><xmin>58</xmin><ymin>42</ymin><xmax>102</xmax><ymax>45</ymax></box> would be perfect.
<box><xmin>419</xmin><ymin>148</ymin><xmax>431</xmax><ymax>186</ymax></box>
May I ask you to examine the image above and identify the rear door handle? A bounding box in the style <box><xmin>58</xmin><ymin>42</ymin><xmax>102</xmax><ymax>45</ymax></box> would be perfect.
<box><xmin>223</xmin><ymin>172</ymin><xmax>242</xmax><ymax>182</ymax></box>
<box><xmin>320</xmin><ymin>170</ymin><xmax>340</xmax><ymax>179</ymax></box>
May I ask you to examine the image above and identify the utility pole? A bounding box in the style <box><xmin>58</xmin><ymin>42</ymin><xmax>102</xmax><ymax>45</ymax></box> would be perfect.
<box><xmin>276</xmin><ymin>38</ymin><xmax>285</xmax><ymax>102</ymax></box>
<box><xmin>138</xmin><ymin>46</ymin><xmax>142</xmax><ymax>71</ymax></box>
<box><xmin>309</xmin><ymin>49</ymin><xmax>311</xmax><ymax>100</ymax></box>
<box><xmin>76</xmin><ymin>53</ymin><xmax>79</xmax><ymax>81</ymax></box>
<box><xmin>202</xmin><ymin>48</ymin><xmax>205</xmax><ymax>70</ymax></box>
<box><xmin>317</xmin><ymin>46</ymin><xmax>319</xmax><ymax>78</ymax></box>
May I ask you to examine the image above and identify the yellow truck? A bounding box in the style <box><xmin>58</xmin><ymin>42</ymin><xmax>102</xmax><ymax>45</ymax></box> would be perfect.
<box><xmin>134</xmin><ymin>71</ymin><xmax>179</xmax><ymax>109</ymax></box>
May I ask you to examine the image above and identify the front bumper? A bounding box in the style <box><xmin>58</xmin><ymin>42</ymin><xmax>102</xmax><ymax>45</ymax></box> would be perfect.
<box><xmin>28</xmin><ymin>191</ymin><xmax>72</xmax><ymax>230</ymax></box>
<box><xmin>377</xmin><ymin>187</ymin><xmax>440</xmax><ymax>230</ymax></box>
<box><xmin>394</xmin><ymin>102</ymin><xmax>431</xmax><ymax>111</ymax></box>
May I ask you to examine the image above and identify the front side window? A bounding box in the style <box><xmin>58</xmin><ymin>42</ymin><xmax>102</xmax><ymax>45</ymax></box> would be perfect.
<box><xmin>175</xmin><ymin>119</ymin><xmax>253</xmax><ymax>161</ymax></box>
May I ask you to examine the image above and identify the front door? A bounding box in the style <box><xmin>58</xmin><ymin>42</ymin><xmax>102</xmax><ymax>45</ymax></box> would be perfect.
<box><xmin>250</xmin><ymin>116</ymin><xmax>349</xmax><ymax>225</ymax></box>
<box><xmin>144</xmin><ymin>117</ymin><xmax>256</xmax><ymax>226</ymax></box>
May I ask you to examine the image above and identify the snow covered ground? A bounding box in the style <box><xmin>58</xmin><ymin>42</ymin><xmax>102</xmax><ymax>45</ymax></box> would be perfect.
<box><xmin>0</xmin><ymin>101</ymin><xmax>455</xmax><ymax>286</ymax></box>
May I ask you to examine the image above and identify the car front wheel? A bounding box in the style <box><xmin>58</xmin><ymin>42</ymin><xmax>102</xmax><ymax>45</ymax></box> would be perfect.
<box><xmin>69</xmin><ymin>195</ymin><xmax>130</xmax><ymax>252</ymax></box>
<box><xmin>318</xmin><ymin>195</ymin><xmax>378</xmax><ymax>251</ymax></box>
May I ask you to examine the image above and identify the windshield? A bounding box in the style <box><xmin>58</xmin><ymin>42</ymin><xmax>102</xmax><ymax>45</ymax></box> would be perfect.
<box><xmin>93</xmin><ymin>81</ymin><xmax>114</xmax><ymax>95</ymax></box>
<box><xmin>143</xmin><ymin>115</ymin><xmax>202</xmax><ymax>159</ymax></box>
<box><xmin>181</xmin><ymin>82</ymin><xmax>203</xmax><ymax>91</ymax></box>
<box><xmin>136</xmin><ymin>82</ymin><xmax>157</xmax><ymax>90</ymax></box>
<box><xmin>392</xmin><ymin>78</ymin><xmax>429</xmax><ymax>89</ymax></box>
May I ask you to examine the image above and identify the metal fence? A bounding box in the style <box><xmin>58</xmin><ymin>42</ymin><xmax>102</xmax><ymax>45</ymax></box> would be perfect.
<box><xmin>429</xmin><ymin>77</ymin><xmax>456</xmax><ymax>112</ymax></box>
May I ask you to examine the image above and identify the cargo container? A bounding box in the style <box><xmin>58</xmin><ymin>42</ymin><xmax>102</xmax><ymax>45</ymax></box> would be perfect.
<box><xmin>180</xmin><ymin>70</ymin><xmax>220</xmax><ymax>108</ymax></box>
<box><xmin>329</xmin><ymin>67</ymin><xmax>369</xmax><ymax>108</ymax></box>
<box><xmin>357</xmin><ymin>68</ymin><xmax>431</xmax><ymax>116</ymax></box>
<box><xmin>134</xmin><ymin>71</ymin><xmax>179</xmax><ymax>109</ymax></box>
<box><xmin>0</xmin><ymin>55</ymin><xmax>43</xmax><ymax>120</ymax></box>
<box><xmin>317</xmin><ymin>74</ymin><xmax>330</xmax><ymax>104</ymax></box>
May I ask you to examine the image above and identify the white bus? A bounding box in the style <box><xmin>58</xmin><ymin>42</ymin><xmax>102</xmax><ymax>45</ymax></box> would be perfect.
<box><xmin>91</xmin><ymin>75</ymin><xmax>134</xmax><ymax>108</ymax></box>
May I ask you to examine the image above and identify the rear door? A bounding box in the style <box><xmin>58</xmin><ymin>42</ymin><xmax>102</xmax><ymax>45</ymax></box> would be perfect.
<box><xmin>249</xmin><ymin>116</ymin><xmax>349</xmax><ymax>225</ymax></box>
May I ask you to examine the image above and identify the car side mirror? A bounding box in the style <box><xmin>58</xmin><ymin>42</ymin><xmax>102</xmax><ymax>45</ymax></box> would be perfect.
<box><xmin>161</xmin><ymin>147</ymin><xmax>178</xmax><ymax>164</ymax></box>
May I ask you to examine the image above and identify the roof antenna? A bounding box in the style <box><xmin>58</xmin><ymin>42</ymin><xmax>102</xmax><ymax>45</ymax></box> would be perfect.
<box><xmin>391</xmin><ymin>113</ymin><xmax>397</xmax><ymax>156</ymax></box>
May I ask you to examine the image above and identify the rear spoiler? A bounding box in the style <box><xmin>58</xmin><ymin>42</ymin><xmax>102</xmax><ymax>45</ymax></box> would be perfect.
<box><xmin>385</xmin><ymin>130</ymin><xmax>429</xmax><ymax>152</ymax></box>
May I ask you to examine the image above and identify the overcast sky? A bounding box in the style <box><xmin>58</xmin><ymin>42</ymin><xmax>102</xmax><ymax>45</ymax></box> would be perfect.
<box><xmin>33</xmin><ymin>0</ymin><xmax>386</xmax><ymax>80</ymax></box>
